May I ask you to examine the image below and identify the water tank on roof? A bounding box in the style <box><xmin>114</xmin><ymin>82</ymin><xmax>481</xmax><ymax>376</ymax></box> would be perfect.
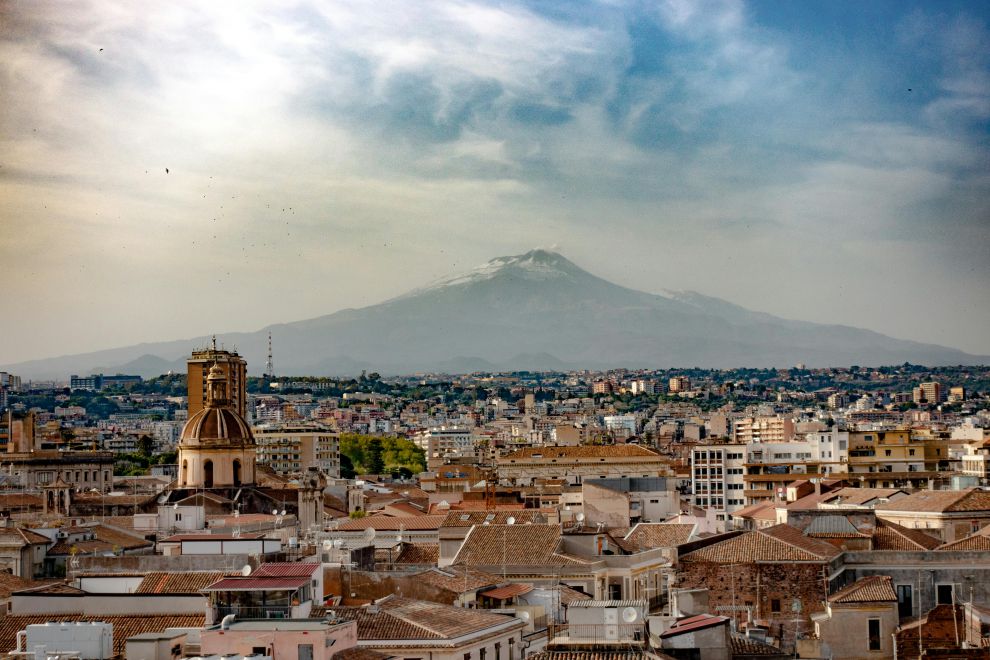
<box><xmin>25</xmin><ymin>622</ymin><xmax>112</xmax><ymax>659</ymax></box>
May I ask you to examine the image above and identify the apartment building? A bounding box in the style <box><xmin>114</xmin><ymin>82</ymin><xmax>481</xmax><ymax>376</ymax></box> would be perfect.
<box><xmin>497</xmin><ymin>445</ymin><xmax>672</xmax><ymax>486</ymax></box>
<box><xmin>414</xmin><ymin>426</ymin><xmax>477</xmax><ymax>470</ymax></box>
<box><xmin>690</xmin><ymin>443</ymin><xmax>747</xmax><ymax>519</ymax></box>
<box><xmin>733</xmin><ymin>416</ymin><xmax>795</xmax><ymax>443</ymax></box>
<box><xmin>253</xmin><ymin>423</ymin><xmax>340</xmax><ymax>477</ymax></box>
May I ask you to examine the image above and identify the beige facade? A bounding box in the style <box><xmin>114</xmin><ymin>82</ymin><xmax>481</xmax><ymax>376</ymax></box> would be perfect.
<box><xmin>187</xmin><ymin>343</ymin><xmax>247</xmax><ymax>418</ymax></box>
<box><xmin>733</xmin><ymin>416</ymin><xmax>795</xmax><ymax>443</ymax></box>
<box><xmin>497</xmin><ymin>445</ymin><xmax>672</xmax><ymax>486</ymax></box>
<box><xmin>254</xmin><ymin>424</ymin><xmax>340</xmax><ymax>477</ymax></box>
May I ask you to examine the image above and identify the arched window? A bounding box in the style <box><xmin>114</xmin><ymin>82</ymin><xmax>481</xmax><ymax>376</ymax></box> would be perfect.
<box><xmin>233</xmin><ymin>459</ymin><xmax>242</xmax><ymax>487</ymax></box>
<box><xmin>203</xmin><ymin>460</ymin><xmax>214</xmax><ymax>489</ymax></box>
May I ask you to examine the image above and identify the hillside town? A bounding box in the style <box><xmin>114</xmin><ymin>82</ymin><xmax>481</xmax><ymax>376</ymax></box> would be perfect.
<box><xmin>0</xmin><ymin>349</ymin><xmax>988</xmax><ymax>660</ymax></box>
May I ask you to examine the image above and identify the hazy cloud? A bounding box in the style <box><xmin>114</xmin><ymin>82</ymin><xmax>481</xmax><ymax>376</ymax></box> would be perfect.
<box><xmin>0</xmin><ymin>0</ymin><xmax>988</xmax><ymax>365</ymax></box>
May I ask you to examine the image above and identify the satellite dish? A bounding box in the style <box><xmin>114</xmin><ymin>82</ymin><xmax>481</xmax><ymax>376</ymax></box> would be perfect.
<box><xmin>272</xmin><ymin>509</ymin><xmax>279</xmax><ymax>516</ymax></box>
<box><xmin>506</xmin><ymin>517</ymin><xmax>516</xmax><ymax>525</ymax></box>
<box><xmin>622</xmin><ymin>607</ymin><xmax>639</xmax><ymax>623</ymax></box>
<box><xmin>575</xmin><ymin>512</ymin><xmax>585</xmax><ymax>523</ymax></box>
<box><xmin>364</xmin><ymin>527</ymin><xmax>376</xmax><ymax>543</ymax></box>
<box><xmin>517</xmin><ymin>611</ymin><xmax>530</xmax><ymax>621</ymax></box>
<box><xmin>280</xmin><ymin>510</ymin><xmax>287</xmax><ymax>517</ymax></box>
<box><xmin>233</xmin><ymin>510</ymin><xmax>239</xmax><ymax>518</ymax></box>
<box><xmin>241</xmin><ymin>565</ymin><xmax>252</xmax><ymax>576</ymax></box>
<box><xmin>322</xmin><ymin>540</ymin><xmax>332</xmax><ymax>550</ymax></box>
<box><xmin>333</xmin><ymin>539</ymin><xmax>344</xmax><ymax>549</ymax></box>
<box><xmin>173</xmin><ymin>503</ymin><xmax>178</xmax><ymax>510</ymax></box>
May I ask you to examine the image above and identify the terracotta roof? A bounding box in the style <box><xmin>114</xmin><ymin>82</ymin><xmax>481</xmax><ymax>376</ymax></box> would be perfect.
<box><xmin>410</xmin><ymin>567</ymin><xmax>500</xmax><ymax>594</ymax></box>
<box><xmin>453</xmin><ymin>524</ymin><xmax>587</xmax><ymax>567</ymax></box>
<box><xmin>875</xmin><ymin>488</ymin><xmax>990</xmax><ymax>514</ymax></box>
<box><xmin>332</xmin><ymin>648</ymin><xmax>395</xmax><ymax>660</ymax></box>
<box><xmin>680</xmin><ymin>524</ymin><xmax>840</xmax><ymax>563</ymax></box>
<box><xmin>823</xmin><ymin>487</ymin><xmax>907</xmax><ymax>507</ymax></box>
<box><xmin>395</xmin><ymin>543</ymin><xmax>439</xmax><ymax>565</ymax></box>
<box><xmin>622</xmin><ymin>523</ymin><xmax>694</xmax><ymax>550</ymax></box>
<box><xmin>0</xmin><ymin>494</ymin><xmax>43</xmax><ymax>509</ymax></box>
<box><xmin>730</xmin><ymin>633</ymin><xmax>789</xmax><ymax>656</ymax></box>
<box><xmin>502</xmin><ymin>445</ymin><xmax>661</xmax><ymax>459</ymax></box>
<box><xmin>440</xmin><ymin>510</ymin><xmax>551</xmax><ymax>528</ymax></box>
<box><xmin>0</xmin><ymin>573</ymin><xmax>48</xmax><ymax>599</ymax></box>
<box><xmin>731</xmin><ymin>501</ymin><xmax>779</xmax><ymax>520</ymax></box>
<box><xmin>0</xmin><ymin>527</ymin><xmax>51</xmax><ymax>546</ymax></box>
<box><xmin>204</xmin><ymin>576</ymin><xmax>309</xmax><ymax>591</ymax></box>
<box><xmin>528</xmin><ymin>652</ymin><xmax>663</xmax><ymax>660</ymax></box>
<box><xmin>380</xmin><ymin>502</ymin><xmax>428</xmax><ymax>517</ymax></box>
<box><xmin>336</xmin><ymin>516</ymin><xmax>445</xmax><ymax>531</ymax></box>
<box><xmin>136</xmin><ymin>571</ymin><xmax>224</xmax><ymax>594</ymax></box>
<box><xmin>659</xmin><ymin>613</ymin><xmax>730</xmax><ymax>638</ymax></box>
<box><xmin>93</xmin><ymin>525</ymin><xmax>152</xmax><ymax>550</ymax></box>
<box><xmin>936</xmin><ymin>526</ymin><xmax>990</xmax><ymax>552</ymax></box>
<box><xmin>872</xmin><ymin>519</ymin><xmax>941</xmax><ymax>550</ymax></box>
<box><xmin>557</xmin><ymin>584</ymin><xmax>593</xmax><ymax>605</ymax></box>
<box><xmin>252</xmin><ymin>562</ymin><xmax>320</xmax><ymax>577</ymax></box>
<box><xmin>0</xmin><ymin>613</ymin><xmax>205</xmax><ymax>657</ymax></box>
<box><xmin>328</xmin><ymin>595</ymin><xmax>524</xmax><ymax>643</ymax></box>
<box><xmin>480</xmin><ymin>583</ymin><xmax>533</xmax><ymax>600</ymax></box>
<box><xmin>803</xmin><ymin>516</ymin><xmax>870</xmax><ymax>539</ymax></box>
<box><xmin>829</xmin><ymin>575</ymin><xmax>897</xmax><ymax>603</ymax></box>
<box><xmin>14</xmin><ymin>582</ymin><xmax>85</xmax><ymax>596</ymax></box>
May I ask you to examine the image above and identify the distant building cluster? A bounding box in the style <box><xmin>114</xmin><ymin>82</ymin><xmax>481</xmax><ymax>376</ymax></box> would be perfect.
<box><xmin>0</xmin><ymin>357</ymin><xmax>987</xmax><ymax>659</ymax></box>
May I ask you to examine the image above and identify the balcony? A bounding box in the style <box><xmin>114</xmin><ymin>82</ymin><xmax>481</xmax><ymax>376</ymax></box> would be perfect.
<box><xmin>547</xmin><ymin>623</ymin><xmax>646</xmax><ymax>645</ymax></box>
<box><xmin>215</xmin><ymin>604</ymin><xmax>292</xmax><ymax>619</ymax></box>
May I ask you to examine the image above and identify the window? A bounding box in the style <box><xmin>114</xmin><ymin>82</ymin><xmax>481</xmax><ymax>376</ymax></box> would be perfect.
<box><xmin>771</xmin><ymin>599</ymin><xmax>781</xmax><ymax>613</ymax></box>
<box><xmin>897</xmin><ymin>584</ymin><xmax>913</xmax><ymax>619</ymax></box>
<box><xmin>937</xmin><ymin>584</ymin><xmax>954</xmax><ymax>605</ymax></box>
<box><xmin>298</xmin><ymin>644</ymin><xmax>314</xmax><ymax>660</ymax></box>
<box><xmin>465</xmin><ymin>653</ymin><xmax>472</xmax><ymax>660</ymax></box>
<box><xmin>480</xmin><ymin>649</ymin><xmax>487</xmax><ymax>660</ymax></box>
<box><xmin>868</xmin><ymin>619</ymin><xmax>881</xmax><ymax>651</ymax></box>
<box><xmin>495</xmin><ymin>643</ymin><xmax>501</xmax><ymax>660</ymax></box>
<box><xmin>884</xmin><ymin>450</ymin><xmax>892</xmax><ymax>456</ymax></box>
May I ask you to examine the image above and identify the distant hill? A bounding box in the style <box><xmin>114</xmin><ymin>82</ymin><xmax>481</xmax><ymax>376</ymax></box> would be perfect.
<box><xmin>4</xmin><ymin>249</ymin><xmax>987</xmax><ymax>379</ymax></box>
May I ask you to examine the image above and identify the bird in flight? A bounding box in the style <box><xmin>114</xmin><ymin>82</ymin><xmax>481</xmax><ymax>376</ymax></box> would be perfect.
<box><xmin>165</xmin><ymin>168</ymin><xmax>169</xmax><ymax>174</ymax></box>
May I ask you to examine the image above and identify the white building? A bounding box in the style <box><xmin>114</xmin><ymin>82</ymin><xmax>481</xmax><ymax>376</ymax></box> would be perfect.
<box><xmin>691</xmin><ymin>443</ymin><xmax>747</xmax><ymax>520</ymax></box>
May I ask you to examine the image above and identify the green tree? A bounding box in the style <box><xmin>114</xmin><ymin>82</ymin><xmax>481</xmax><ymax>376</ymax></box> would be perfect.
<box><xmin>367</xmin><ymin>437</ymin><xmax>385</xmax><ymax>474</ymax></box>
<box><xmin>137</xmin><ymin>434</ymin><xmax>155</xmax><ymax>458</ymax></box>
<box><xmin>340</xmin><ymin>454</ymin><xmax>356</xmax><ymax>479</ymax></box>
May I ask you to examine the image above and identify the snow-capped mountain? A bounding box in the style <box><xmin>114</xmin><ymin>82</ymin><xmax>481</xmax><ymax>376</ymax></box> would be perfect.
<box><xmin>4</xmin><ymin>250</ymin><xmax>986</xmax><ymax>378</ymax></box>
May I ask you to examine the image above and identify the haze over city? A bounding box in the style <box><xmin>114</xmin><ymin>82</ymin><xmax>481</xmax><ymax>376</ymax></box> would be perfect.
<box><xmin>2</xmin><ymin>0</ymin><xmax>989</xmax><ymax>366</ymax></box>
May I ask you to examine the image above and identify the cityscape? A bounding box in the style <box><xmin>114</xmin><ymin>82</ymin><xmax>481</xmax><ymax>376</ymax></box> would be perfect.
<box><xmin>2</xmin><ymin>1</ymin><xmax>990</xmax><ymax>660</ymax></box>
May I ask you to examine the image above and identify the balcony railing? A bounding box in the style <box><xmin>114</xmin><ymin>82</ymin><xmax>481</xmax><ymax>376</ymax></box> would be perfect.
<box><xmin>215</xmin><ymin>605</ymin><xmax>291</xmax><ymax>619</ymax></box>
<box><xmin>547</xmin><ymin>623</ymin><xmax>645</xmax><ymax>645</ymax></box>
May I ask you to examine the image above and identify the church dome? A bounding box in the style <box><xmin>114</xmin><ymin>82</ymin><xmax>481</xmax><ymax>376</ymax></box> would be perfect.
<box><xmin>180</xmin><ymin>407</ymin><xmax>254</xmax><ymax>445</ymax></box>
<box><xmin>179</xmin><ymin>362</ymin><xmax>254</xmax><ymax>446</ymax></box>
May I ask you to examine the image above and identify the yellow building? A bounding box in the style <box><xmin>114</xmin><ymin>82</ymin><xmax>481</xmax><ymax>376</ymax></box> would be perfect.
<box><xmin>187</xmin><ymin>338</ymin><xmax>247</xmax><ymax>418</ymax></box>
<box><xmin>838</xmin><ymin>429</ymin><xmax>950</xmax><ymax>490</ymax></box>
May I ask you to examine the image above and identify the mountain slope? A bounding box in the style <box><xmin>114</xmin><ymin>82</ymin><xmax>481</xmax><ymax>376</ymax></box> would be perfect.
<box><xmin>4</xmin><ymin>250</ymin><xmax>986</xmax><ymax>378</ymax></box>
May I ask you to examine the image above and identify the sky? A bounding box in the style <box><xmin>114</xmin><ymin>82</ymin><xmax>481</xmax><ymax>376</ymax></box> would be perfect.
<box><xmin>1</xmin><ymin>0</ymin><xmax>989</xmax><ymax>365</ymax></box>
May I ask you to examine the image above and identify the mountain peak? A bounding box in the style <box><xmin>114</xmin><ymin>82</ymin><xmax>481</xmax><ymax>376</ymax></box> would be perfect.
<box><xmin>404</xmin><ymin>249</ymin><xmax>582</xmax><ymax>297</ymax></box>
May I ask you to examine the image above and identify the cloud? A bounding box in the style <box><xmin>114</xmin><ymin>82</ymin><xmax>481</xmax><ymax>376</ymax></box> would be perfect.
<box><xmin>0</xmin><ymin>0</ymin><xmax>989</xmax><ymax>362</ymax></box>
